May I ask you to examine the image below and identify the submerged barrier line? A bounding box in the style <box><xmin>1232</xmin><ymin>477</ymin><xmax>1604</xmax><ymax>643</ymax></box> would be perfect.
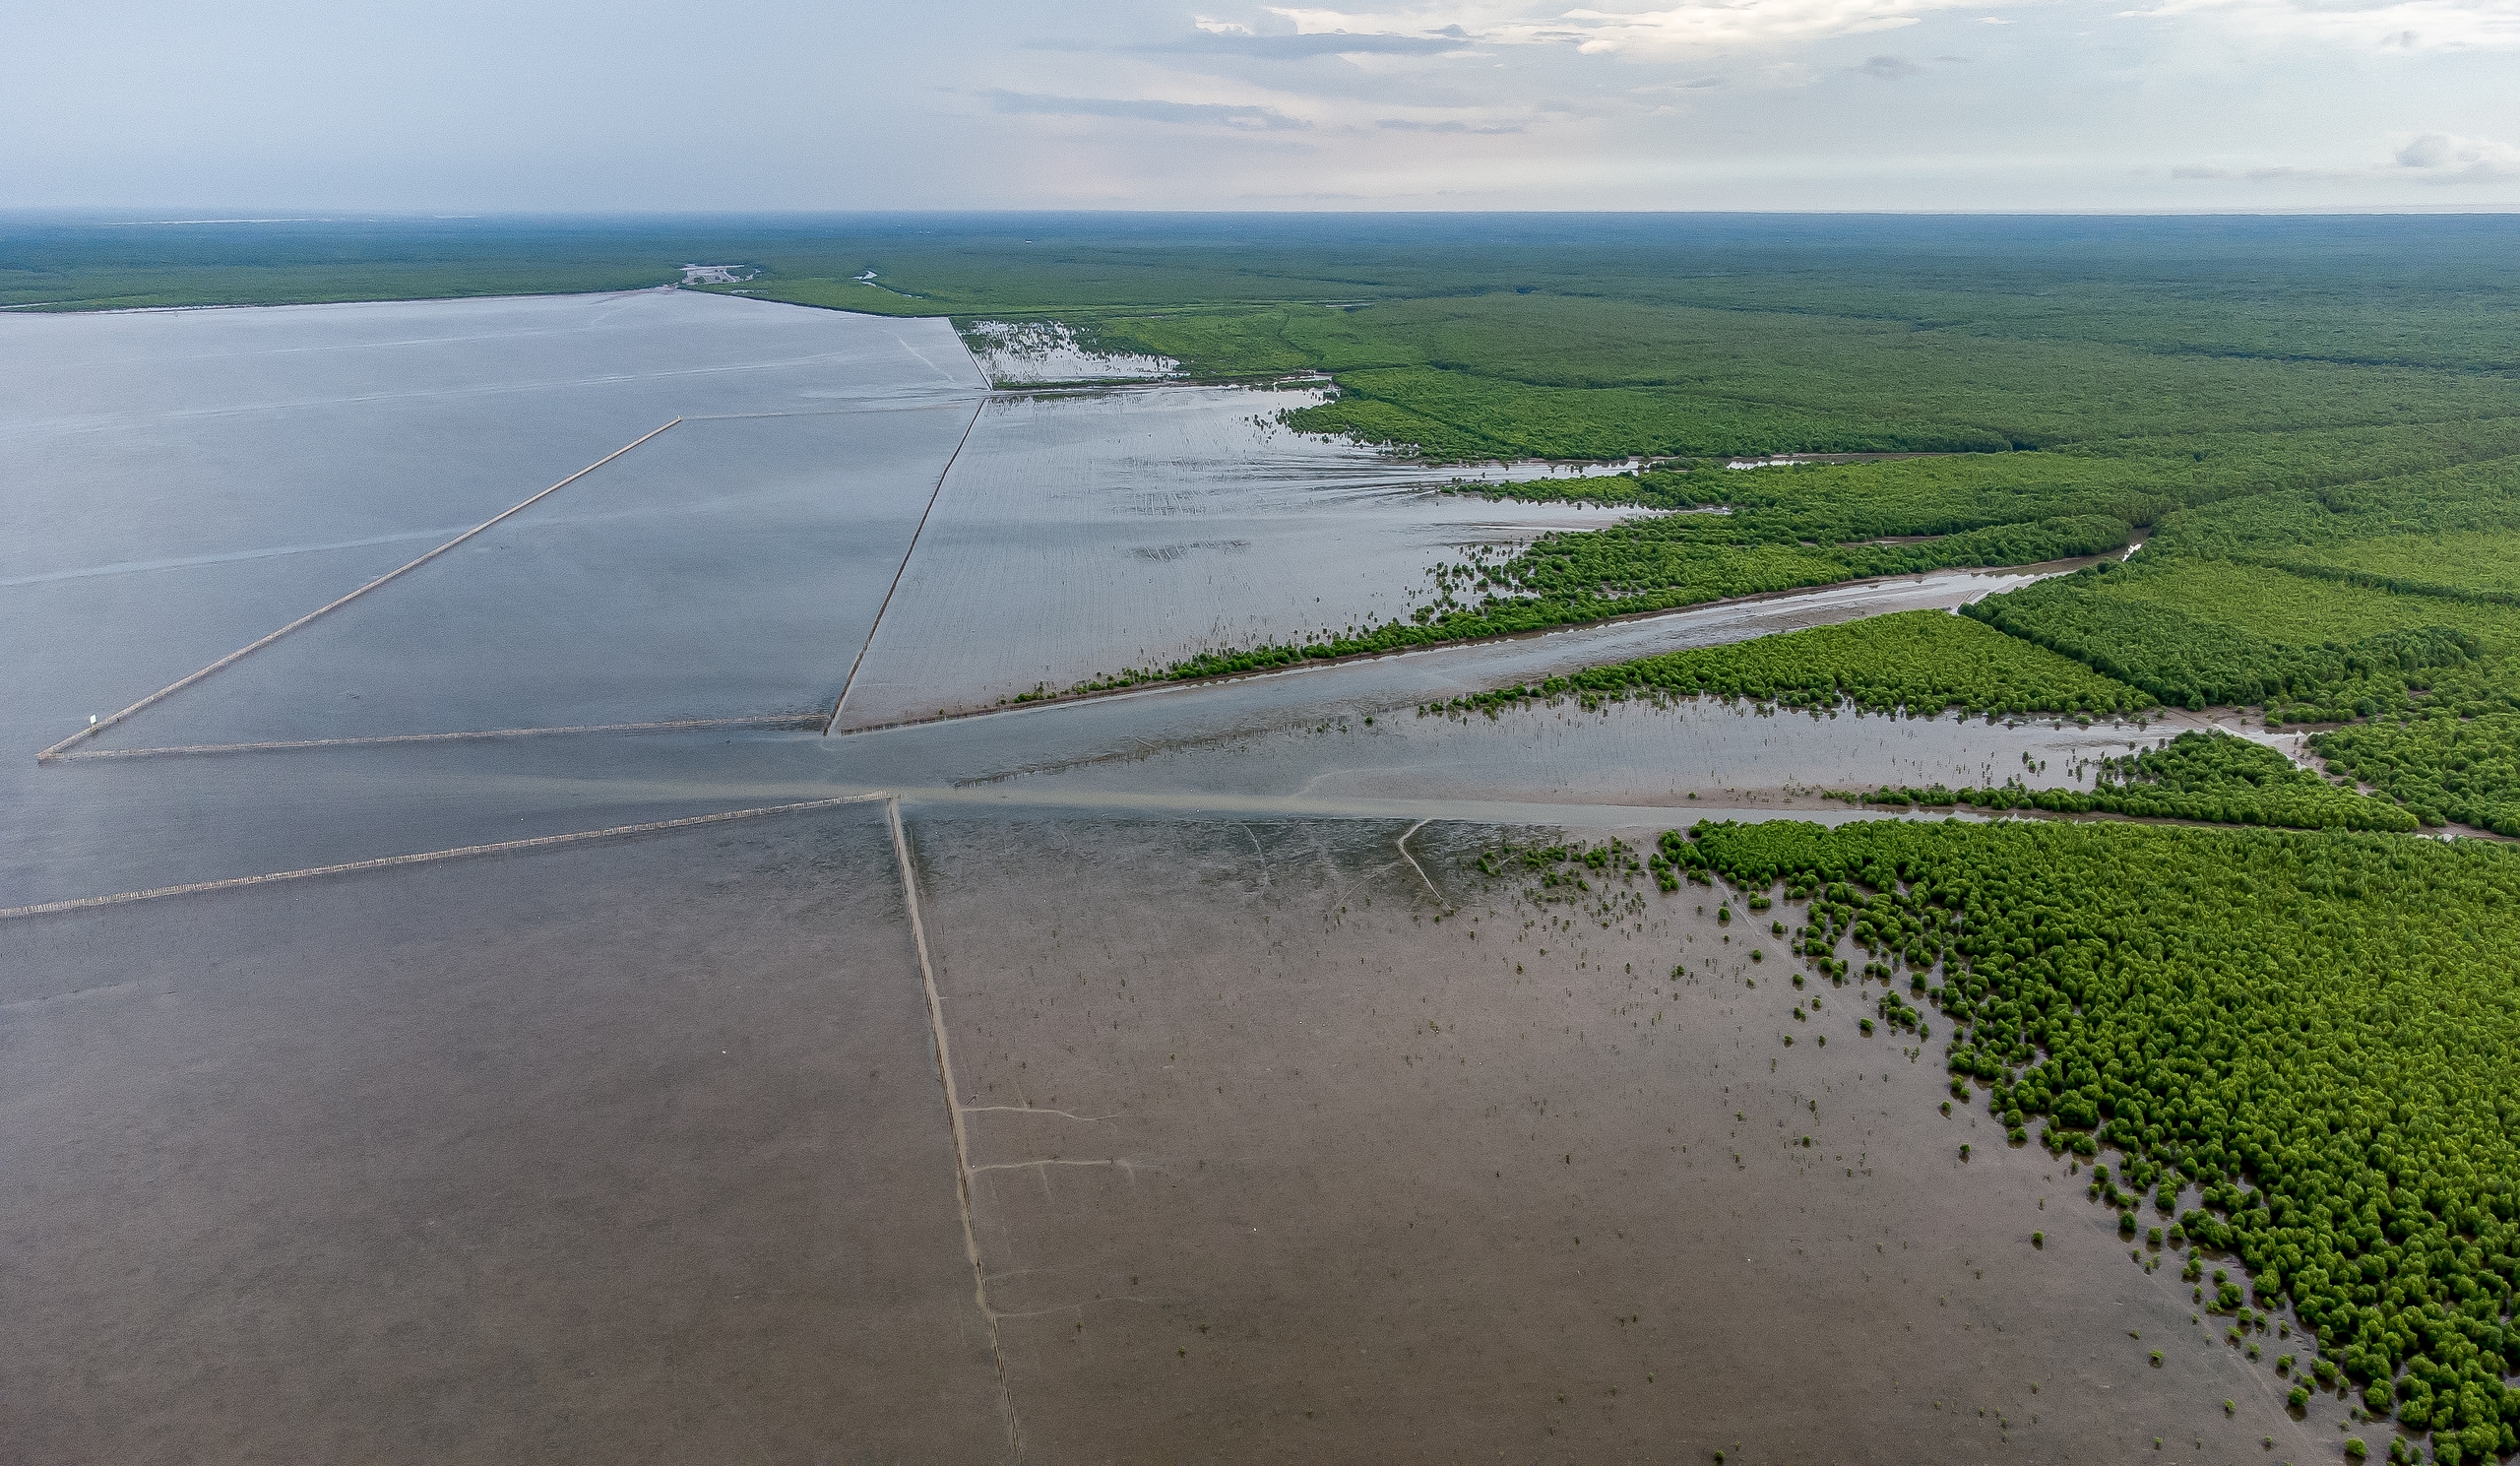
<box><xmin>1396</xmin><ymin>817</ymin><xmax>1443</xmax><ymax>902</ymax></box>
<box><xmin>46</xmin><ymin>713</ymin><xmax>820</xmax><ymax>762</ymax></box>
<box><xmin>0</xmin><ymin>793</ymin><xmax>883</xmax><ymax>922</ymax></box>
<box><xmin>824</xmin><ymin>395</ymin><xmax>988</xmax><ymax>735</ymax></box>
<box><xmin>34</xmin><ymin>417</ymin><xmax>683</xmax><ymax>765</ymax></box>
<box><xmin>886</xmin><ymin>797</ymin><xmax>1024</xmax><ymax>1456</ymax></box>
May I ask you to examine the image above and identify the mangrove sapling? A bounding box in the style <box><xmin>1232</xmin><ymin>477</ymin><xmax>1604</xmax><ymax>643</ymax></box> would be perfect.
<box><xmin>1667</xmin><ymin>816</ymin><xmax>2520</xmax><ymax>1444</ymax></box>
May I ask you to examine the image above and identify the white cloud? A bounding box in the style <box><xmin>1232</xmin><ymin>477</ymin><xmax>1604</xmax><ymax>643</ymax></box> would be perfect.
<box><xmin>2120</xmin><ymin>0</ymin><xmax>2520</xmax><ymax>50</ymax></box>
<box><xmin>2174</xmin><ymin>131</ymin><xmax>2520</xmax><ymax>183</ymax></box>
<box><xmin>984</xmin><ymin>90</ymin><xmax>1312</xmax><ymax>130</ymax></box>
<box><xmin>2392</xmin><ymin>130</ymin><xmax>2520</xmax><ymax>177</ymax></box>
<box><xmin>1262</xmin><ymin>0</ymin><xmax>1987</xmax><ymax>53</ymax></box>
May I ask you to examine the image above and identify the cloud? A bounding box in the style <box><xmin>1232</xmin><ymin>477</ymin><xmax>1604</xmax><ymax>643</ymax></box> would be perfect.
<box><xmin>1375</xmin><ymin>116</ymin><xmax>1528</xmax><ymax>131</ymax></box>
<box><xmin>1861</xmin><ymin>52</ymin><xmax>1924</xmax><ymax>74</ymax></box>
<box><xmin>982</xmin><ymin>91</ymin><xmax>1311</xmax><ymax>129</ymax></box>
<box><xmin>1151</xmin><ymin>28</ymin><xmax>1473</xmax><ymax>55</ymax></box>
<box><xmin>2118</xmin><ymin>0</ymin><xmax>2520</xmax><ymax>50</ymax></box>
<box><xmin>2171</xmin><ymin>163</ymin><xmax>2356</xmax><ymax>181</ymax></box>
<box><xmin>2174</xmin><ymin>133</ymin><xmax>2519</xmax><ymax>184</ymax></box>
<box><xmin>1254</xmin><ymin>0</ymin><xmax>1987</xmax><ymax>55</ymax></box>
<box><xmin>2394</xmin><ymin>131</ymin><xmax>2520</xmax><ymax>177</ymax></box>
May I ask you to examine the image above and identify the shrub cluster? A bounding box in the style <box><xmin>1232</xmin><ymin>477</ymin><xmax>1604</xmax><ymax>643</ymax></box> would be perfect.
<box><xmin>1963</xmin><ymin>561</ymin><xmax>2482</xmax><ymax>714</ymax></box>
<box><xmin>2315</xmin><ymin>712</ymin><xmax>2520</xmax><ymax>836</ymax></box>
<box><xmin>1839</xmin><ymin>731</ymin><xmax>2419</xmax><ymax>834</ymax></box>
<box><xmin>1673</xmin><ymin>816</ymin><xmax>2520</xmax><ymax>1462</ymax></box>
<box><xmin>1149</xmin><ymin>513</ymin><xmax>2135</xmax><ymax>684</ymax></box>
<box><xmin>1423</xmin><ymin>610</ymin><xmax>2150</xmax><ymax>721</ymax></box>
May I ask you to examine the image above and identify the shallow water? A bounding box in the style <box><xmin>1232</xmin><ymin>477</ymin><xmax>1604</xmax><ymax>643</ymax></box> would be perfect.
<box><xmin>986</xmin><ymin>694</ymin><xmax>2165</xmax><ymax>810</ymax></box>
<box><xmin>2</xmin><ymin>291</ymin><xmax>982</xmax><ymax>741</ymax></box>
<box><xmin>897</xmin><ymin>811</ymin><xmax>2341</xmax><ymax>1461</ymax></box>
<box><xmin>80</xmin><ymin>403</ymin><xmax>979</xmax><ymax>749</ymax></box>
<box><xmin>963</xmin><ymin>319</ymin><xmax>1176</xmax><ymax>384</ymax></box>
<box><xmin>840</xmin><ymin>383</ymin><xmax>1663</xmax><ymax>728</ymax></box>
<box><xmin>2</xmin><ymin>290</ymin><xmax>977</xmax><ymax>587</ymax></box>
<box><xmin>0</xmin><ymin>294</ymin><xmax>2345</xmax><ymax>1458</ymax></box>
<box><xmin>1</xmin><ymin>805</ymin><xmax>1011</xmax><ymax>1464</ymax></box>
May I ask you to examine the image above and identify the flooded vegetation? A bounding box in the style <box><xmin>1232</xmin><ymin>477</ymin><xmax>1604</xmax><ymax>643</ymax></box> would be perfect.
<box><xmin>959</xmin><ymin>319</ymin><xmax>1177</xmax><ymax>384</ymax></box>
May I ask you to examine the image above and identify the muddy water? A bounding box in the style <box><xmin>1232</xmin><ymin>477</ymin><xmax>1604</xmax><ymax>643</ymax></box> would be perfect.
<box><xmin>2</xmin><ymin>289</ymin><xmax>977</xmax><ymax>596</ymax></box>
<box><xmin>6</xmin><ymin>664</ymin><xmax>2156</xmax><ymax>915</ymax></box>
<box><xmin>902</xmin><ymin>810</ymin><xmax>2342</xmax><ymax>1462</ymax></box>
<box><xmin>0</xmin><ymin>804</ymin><xmax>1010</xmax><ymax>1464</ymax></box>
<box><xmin>980</xmin><ymin>695</ymin><xmax>2165</xmax><ymax>811</ymax></box>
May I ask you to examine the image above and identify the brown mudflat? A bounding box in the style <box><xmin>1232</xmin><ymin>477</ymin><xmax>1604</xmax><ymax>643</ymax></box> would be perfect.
<box><xmin>903</xmin><ymin>811</ymin><xmax>2342</xmax><ymax>1463</ymax></box>
<box><xmin>2</xmin><ymin>797</ymin><xmax>2352</xmax><ymax>1462</ymax></box>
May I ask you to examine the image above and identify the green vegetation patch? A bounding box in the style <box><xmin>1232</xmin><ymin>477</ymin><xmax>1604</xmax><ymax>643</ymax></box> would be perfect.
<box><xmin>1462</xmin><ymin>418</ymin><xmax>2520</xmax><ymax>519</ymax></box>
<box><xmin>1109</xmin><ymin>512</ymin><xmax>2130</xmax><ymax>688</ymax></box>
<box><xmin>2148</xmin><ymin>457</ymin><xmax>2520</xmax><ymax>578</ymax></box>
<box><xmin>1095</xmin><ymin>289</ymin><xmax>2520</xmax><ymax>462</ymax></box>
<box><xmin>1840</xmin><ymin>731</ymin><xmax>2418</xmax><ymax>834</ymax></box>
<box><xmin>1670</xmin><ymin>816</ymin><xmax>2520</xmax><ymax>1458</ymax></box>
<box><xmin>2277</xmin><ymin>532</ymin><xmax>2520</xmax><ymax>604</ymax></box>
<box><xmin>1169</xmin><ymin>417</ymin><xmax>2520</xmax><ymax>692</ymax></box>
<box><xmin>1996</xmin><ymin>559</ymin><xmax>2520</xmax><ymax>654</ymax></box>
<box><xmin>1957</xmin><ymin>457</ymin><xmax>2520</xmax><ymax>723</ymax></box>
<box><xmin>1425</xmin><ymin>610</ymin><xmax>2149</xmax><ymax>721</ymax></box>
<box><xmin>1290</xmin><ymin>363</ymin><xmax>2010</xmax><ymax>461</ymax></box>
<box><xmin>2316</xmin><ymin>714</ymin><xmax>2520</xmax><ymax>836</ymax></box>
<box><xmin>1965</xmin><ymin>561</ymin><xmax>2490</xmax><ymax>718</ymax></box>
<box><xmin>2147</xmin><ymin>461</ymin><xmax>2520</xmax><ymax>609</ymax></box>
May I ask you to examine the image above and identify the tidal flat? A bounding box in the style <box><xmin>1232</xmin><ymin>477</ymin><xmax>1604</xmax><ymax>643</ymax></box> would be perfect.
<box><xmin>1</xmin><ymin>801</ymin><xmax>2346</xmax><ymax>1461</ymax></box>
<box><xmin>0</xmin><ymin>805</ymin><xmax>1011</xmax><ymax>1463</ymax></box>
<box><xmin>902</xmin><ymin>809</ymin><xmax>2342</xmax><ymax>1461</ymax></box>
<box><xmin>0</xmin><ymin>283</ymin><xmax>2407</xmax><ymax>1459</ymax></box>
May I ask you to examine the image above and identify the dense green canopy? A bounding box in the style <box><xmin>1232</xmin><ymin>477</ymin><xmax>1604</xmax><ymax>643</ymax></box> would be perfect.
<box><xmin>1664</xmin><ymin>817</ymin><xmax>2520</xmax><ymax>1462</ymax></box>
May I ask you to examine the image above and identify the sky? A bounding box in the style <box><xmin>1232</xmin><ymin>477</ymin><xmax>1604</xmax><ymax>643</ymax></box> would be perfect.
<box><xmin>2</xmin><ymin>0</ymin><xmax>2514</xmax><ymax>211</ymax></box>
